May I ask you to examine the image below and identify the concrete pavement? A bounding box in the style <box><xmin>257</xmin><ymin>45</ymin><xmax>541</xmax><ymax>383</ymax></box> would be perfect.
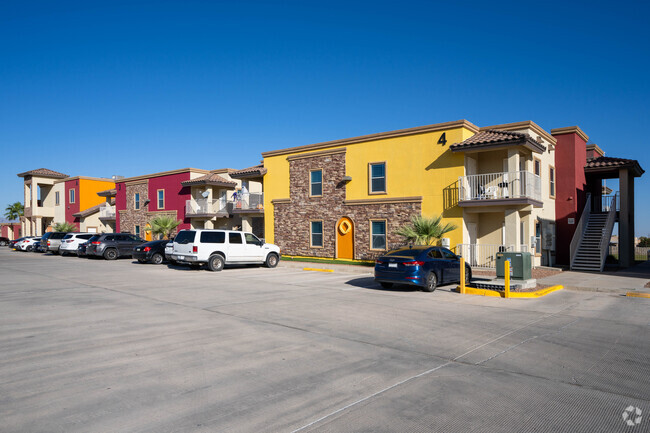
<box><xmin>0</xmin><ymin>249</ymin><xmax>648</xmax><ymax>432</ymax></box>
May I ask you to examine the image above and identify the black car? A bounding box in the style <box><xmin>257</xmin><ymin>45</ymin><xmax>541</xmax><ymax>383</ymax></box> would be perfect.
<box><xmin>31</xmin><ymin>241</ymin><xmax>44</xmax><ymax>252</ymax></box>
<box><xmin>133</xmin><ymin>240</ymin><xmax>169</xmax><ymax>264</ymax></box>
<box><xmin>77</xmin><ymin>235</ymin><xmax>100</xmax><ymax>257</ymax></box>
<box><xmin>85</xmin><ymin>233</ymin><xmax>145</xmax><ymax>260</ymax></box>
<box><xmin>0</xmin><ymin>236</ymin><xmax>9</xmax><ymax>246</ymax></box>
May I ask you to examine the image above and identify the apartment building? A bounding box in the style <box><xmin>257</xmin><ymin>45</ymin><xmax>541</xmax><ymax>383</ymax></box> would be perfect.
<box><xmin>18</xmin><ymin>168</ymin><xmax>69</xmax><ymax>236</ymax></box>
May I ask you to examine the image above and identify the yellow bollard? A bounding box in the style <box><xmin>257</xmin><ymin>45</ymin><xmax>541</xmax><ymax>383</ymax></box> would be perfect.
<box><xmin>504</xmin><ymin>259</ymin><xmax>510</xmax><ymax>298</ymax></box>
<box><xmin>460</xmin><ymin>257</ymin><xmax>465</xmax><ymax>294</ymax></box>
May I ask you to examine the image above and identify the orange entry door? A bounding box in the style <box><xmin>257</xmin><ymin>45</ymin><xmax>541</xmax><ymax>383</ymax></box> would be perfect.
<box><xmin>145</xmin><ymin>224</ymin><xmax>152</xmax><ymax>241</ymax></box>
<box><xmin>336</xmin><ymin>217</ymin><xmax>354</xmax><ymax>260</ymax></box>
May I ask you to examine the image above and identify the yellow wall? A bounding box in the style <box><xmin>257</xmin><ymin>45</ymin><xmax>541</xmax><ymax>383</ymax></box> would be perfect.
<box><xmin>79</xmin><ymin>179</ymin><xmax>115</xmax><ymax>211</ymax></box>
<box><xmin>263</xmin><ymin>125</ymin><xmax>477</xmax><ymax>249</ymax></box>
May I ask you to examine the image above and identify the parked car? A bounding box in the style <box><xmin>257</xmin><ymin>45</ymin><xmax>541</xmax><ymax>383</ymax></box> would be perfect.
<box><xmin>31</xmin><ymin>240</ymin><xmax>44</xmax><ymax>252</ymax></box>
<box><xmin>17</xmin><ymin>237</ymin><xmax>41</xmax><ymax>251</ymax></box>
<box><xmin>9</xmin><ymin>237</ymin><xmax>30</xmax><ymax>249</ymax></box>
<box><xmin>0</xmin><ymin>236</ymin><xmax>9</xmax><ymax>246</ymax></box>
<box><xmin>77</xmin><ymin>235</ymin><xmax>100</xmax><ymax>257</ymax></box>
<box><xmin>59</xmin><ymin>233</ymin><xmax>96</xmax><ymax>256</ymax></box>
<box><xmin>374</xmin><ymin>246</ymin><xmax>472</xmax><ymax>292</ymax></box>
<box><xmin>170</xmin><ymin>229</ymin><xmax>280</xmax><ymax>271</ymax></box>
<box><xmin>164</xmin><ymin>239</ymin><xmax>175</xmax><ymax>263</ymax></box>
<box><xmin>133</xmin><ymin>240</ymin><xmax>170</xmax><ymax>264</ymax></box>
<box><xmin>45</xmin><ymin>232</ymin><xmax>68</xmax><ymax>254</ymax></box>
<box><xmin>85</xmin><ymin>233</ymin><xmax>145</xmax><ymax>260</ymax></box>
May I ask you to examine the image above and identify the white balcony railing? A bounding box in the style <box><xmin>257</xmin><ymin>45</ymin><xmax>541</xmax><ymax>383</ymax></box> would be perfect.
<box><xmin>456</xmin><ymin>244</ymin><xmax>529</xmax><ymax>269</ymax></box>
<box><xmin>458</xmin><ymin>171</ymin><xmax>541</xmax><ymax>202</ymax></box>
<box><xmin>99</xmin><ymin>205</ymin><xmax>116</xmax><ymax>219</ymax></box>
<box><xmin>185</xmin><ymin>198</ymin><xmax>227</xmax><ymax>216</ymax></box>
<box><xmin>234</xmin><ymin>192</ymin><xmax>264</xmax><ymax>211</ymax></box>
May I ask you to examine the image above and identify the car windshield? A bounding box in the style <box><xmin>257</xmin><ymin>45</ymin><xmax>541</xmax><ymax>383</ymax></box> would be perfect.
<box><xmin>385</xmin><ymin>248</ymin><xmax>426</xmax><ymax>258</ymax></box>
<box><xmin>175</xmin><ymin>231</ymin><xmax>196</xmax><ymax>244</ymax></box>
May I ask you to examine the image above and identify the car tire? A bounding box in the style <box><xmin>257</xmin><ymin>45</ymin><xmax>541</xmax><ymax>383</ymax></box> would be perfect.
<box><xmin>423</xmin><ymin>272</ymin><xmax>438</xmax><ymax>292</ymax></box>
<box><xmin>265</xmin><ymin>253</ymin><xmax>279</xmax><ymax>268</ymax></box>
<box><xmin>0</xmin><ymin>241</ymin><xmax>7</xmax><ymax>246</ymax></box>
<box><xmin>104</xmin><ymin>248</ymin><xmax>118</xmax><ymax>260</ymax></box>
<box><xmin>26</xmin><ymin>246</ymin><xmax>33</xmax><ymax>252</ymax></box>
<box><xmin>380</xmin><ymin>282</ymin><xmax>393</xmax><ymax>289</ymax></box>
<box><xmin>151</xmin><ymin>253</ymin><xmax>163</xmax><ymax>265</ymax></box>
<box><xmin>207</xmin><ymin>254</ymin><xmax>224</xmax><ymax>272</ymax></box>
<box><xmin>465</xmin><ymin>266</ymin><xmax>472</xmax><ymax>284</ymax></box>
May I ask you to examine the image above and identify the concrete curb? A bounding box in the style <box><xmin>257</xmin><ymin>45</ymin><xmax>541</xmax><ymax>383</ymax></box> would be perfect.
<box><xmin>279</xmin><ymin>261</ymin><xmax>373</xmax><ymax>275</ymax></box>
<box><xmin>456</xmin><ymin>285</ymin><xmax>564</xmax><ymax>298</ymax></box>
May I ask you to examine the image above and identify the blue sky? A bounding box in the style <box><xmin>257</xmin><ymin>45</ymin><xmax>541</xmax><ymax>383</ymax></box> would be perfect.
<box><xmin>1</xmin><ymin>1</ymin><xmax>649</xmax><ymax>234</ymax></box>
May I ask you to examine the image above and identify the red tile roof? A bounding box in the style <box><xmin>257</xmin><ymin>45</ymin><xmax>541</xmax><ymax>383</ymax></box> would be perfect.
<box><xmin>585</xmin><ymin>156</ymin><xmax>644</xmax><ymax>177</ymax></box>
<box><xmin>181</xmin><ymin>173</ymin><xmax>237</xmax><ymax>187</ymax></box>
<box><xmin>97</xmin><ymin>189</ymin><xmax>117</xmax><ymax>197</ymax></box>
<box><xmin>17</xmin><ymin>168</ymin><xmax>68</xmax><ymax>178</ymax></box>
<box><xmin>450</xmin><ymin>129</ymin><xmax>546</xmax><ymax>153</ymax></box>
<box><xmin>230</xmin><ymin>164</ymin><xmax>267</xmax><ymax>179</ymax></box>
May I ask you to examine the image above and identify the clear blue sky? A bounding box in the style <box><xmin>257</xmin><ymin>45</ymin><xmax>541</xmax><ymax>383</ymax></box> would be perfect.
<box><xmin>1</xmin><ymin>1</ymin><xmax>648</xmax><ymax>234</ymax></box>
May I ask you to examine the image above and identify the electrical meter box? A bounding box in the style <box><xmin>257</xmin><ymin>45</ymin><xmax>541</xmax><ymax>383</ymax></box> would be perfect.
<box><xmin>496</xmin><ymin>252</ymin><xmax>532</xmax><ymax>280</ymax></box>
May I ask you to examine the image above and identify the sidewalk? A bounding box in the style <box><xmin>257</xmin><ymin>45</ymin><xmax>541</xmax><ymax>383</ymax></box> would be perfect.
<box><xmin>280</xmin><ymin>259</ymin><xmax>650</xmax><ymax>294</ymax></box>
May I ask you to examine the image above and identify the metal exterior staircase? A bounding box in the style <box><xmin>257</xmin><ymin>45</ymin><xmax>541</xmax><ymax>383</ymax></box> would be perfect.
<box><xmin>572</xmin><ymin>213</ymin><xmax>609</xmax><ymax>271</ymax></box>
<box><xmin>570</xmin><ymin>193</ymin><xmax>618</xmax><ymax>272</ymax></box>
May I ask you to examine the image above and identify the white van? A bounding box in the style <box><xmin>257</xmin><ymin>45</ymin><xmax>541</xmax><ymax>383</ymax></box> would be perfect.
<box><xmin>170</xmin><ymin>229</ymin><xmax>280</xmax><ymax>271</ymax></box>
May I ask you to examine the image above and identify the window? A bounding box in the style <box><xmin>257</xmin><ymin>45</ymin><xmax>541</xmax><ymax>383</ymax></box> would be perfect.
<box><xmin>175</xmin><ymin>231</ymin><xmax>196</xmax><ymax>244</ymax></box>
<box><xmin>134</xmin><ymin>225</ymin><xmax>140</xmax><ymax>237</ymax></box>
<box><xmin>428</xmin><ymin>249</ymin><xmax>443</xmax><ymax>259</ymax></box>
<box><xmin>310</xmin><ymin>221</ymin><xmax>323</xmax><ymax>247</ymax></box>
<box><xmin>369</xmin><ymin>162</ymin><xmax>386</xmax><ymax>194</ymax></box>
<box><xmin>549</xmin><ymin>166</ymin><xmax>556</xmax><ymax>198</ymax></box>
<box><xmin>245</xmin><ymin>233</ymin><xmax>261</xmax><ymax>245</ymax></box>
<box><xmin>441</xmin><ymin>249</ymin><xmax>456</xmax><ymax>259</ymax></box>
<box><xmin>55</xmin><ymin>191</ymin><xmax>60</xmax><ymax>206</ymax></box>
<box><xmin>134</xmin><ymin>193</ymin><xmax>140</xmax><ymax>210</ymax></box>
<box><xmin>370</xmin><ymin>220</ymin><xmax>386</xmax><ymax>250</ymax></box>
<box><xmin>535</xmin><ymin>221</ymin><xmax>542</xmax><ymax>255</ymax></box>
<box><xmin>128</xmin><ymin>234</ymin><xmax>141</xmax><ymax>242</ymax></box>
<box><xmin>157</xmin><ymin>189</ymin><xmax>165</xmax><ymax>209</ymax></box>
<box><xmin>201</xmin><ymin>231</ymin><xmax>225</xmax><ymax>243</ymax></box>
<box><xmin>534</xmin><ymin>158</ymin><xmax>541</xmax><ymax>176</ymax></box>
<box><xmin>69</xmin><ymin>189</ymin><xmax>75</xmax><ymax>204</ymax></box>
<box><xmin>310</xmin><ymin>170</ymin><xmax>323</xmax><ymax>197</ymax></box>
<box><xmin>229</xmin><ymin>232</ymin><xmax>243</xmax><ymax>244</ymax></box>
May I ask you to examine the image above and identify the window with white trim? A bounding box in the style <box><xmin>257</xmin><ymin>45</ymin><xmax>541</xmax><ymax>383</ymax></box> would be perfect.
<box><xmin>134</xmin><ymin>193</ymin><xmax>140</xmax><ymax>210</ymax></box>
<box><xmin>69</xmin><ymin>189</ymin><xmax>75</xmax><ymax>204</ymax></box>
<box><xmin>370</xmin><ymin>220</ymin><xmax>386</xmax><ymax>250</ymax></box>
<box><xmin>310</xmin><ymin>221</ymin><xmax>323</xmax><ymax>247</ymax></box>
<box><xmin>310</xmin><ymin>170</ymin><xmax>322</xmax><ymax>197</ymax></box>
<box><xmin>369</xmin><ymin>162</ymin><xmax>386</xmax><ymax>193</ymax></box>
<box><xmin>157</xmin><ymin>189</ymin><xmax>164</xmax><ymax>209</ymax></box>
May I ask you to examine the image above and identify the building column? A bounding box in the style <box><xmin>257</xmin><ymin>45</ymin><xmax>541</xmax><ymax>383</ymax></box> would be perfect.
<box><xmin>504</xmin><ymin>209</ymin><xmax>520</xmax><ymax>249</ymax></box>
<box><xmin>619</xmin><ymin>168</ymin><xmax>635</xmax><ymax>268</ymax></box>
<box><xmin>241</xmin><ymin>216</ymin><xmax>253</xmax><ymax>233</ymax></box>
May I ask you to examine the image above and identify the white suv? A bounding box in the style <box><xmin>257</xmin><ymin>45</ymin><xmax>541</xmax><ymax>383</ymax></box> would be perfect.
<box><xmin>170</xmin><ymin>229</ymin><xmax>280</xmax><ymax>271</ymax></box>
<box><xmin>59</xmin><ymin>233</ymin><xmax>96</xmax><ymax>256</ymax></box>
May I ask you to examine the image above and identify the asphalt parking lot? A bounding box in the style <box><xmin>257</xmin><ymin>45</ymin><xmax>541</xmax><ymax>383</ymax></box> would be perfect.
<box><xmin>1</xmin><ymin>249</ymin><xmax>648</xmax><ymax>433</ymax></box>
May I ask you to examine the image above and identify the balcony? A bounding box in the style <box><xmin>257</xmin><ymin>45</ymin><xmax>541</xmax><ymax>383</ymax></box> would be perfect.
<box><xmin>233</xmin><ymin>193</ymin><xmax>264</xmax><ymax>214</ymax></box>
<box><xmin>99</xmin><ymin>205</ymin><xmax>116</xmax><ymax>220</ymax></box>
<box><xmin>458</xmin><ymin>171</ymin><xmax>542</xmax><ymax>207</ymax></box>
<box><xmin>186</xmin><ymin>198</ymin><xmax>229</xmax><ymax>218</ymax></box>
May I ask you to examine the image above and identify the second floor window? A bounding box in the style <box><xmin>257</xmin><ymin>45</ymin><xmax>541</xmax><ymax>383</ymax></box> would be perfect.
<box><xmin>157</xmin><ymin>190</ymin><xmax>165</xmax><ymax>209</ymax></box>
<box><xmin>534</xmin><ymin>159</ymin><xmax>541</xmax><ymax>176</ymax></box>
<box><xmin>69</xmin><ymin>189</ymin><xmax>75</xmax><ymax>204</ymax></box>
<box><xmin>134</xmin><ymin>193</ymin><xmax>140</xmax><ymax>210</ymax></box>
<box><xmin>55</xmin><ymin>191</ymin><xmax>60</xmax><ymax>206</ymax></box>
<box><xmin>310</xmin><ymin>170</ymin><xmax>322</xmax><ymax>197</ymax></box>
<box><xmin>549</xmin><ymin>166</ymin><xmax>556</xmax><ymax>197</ymax></box>
<box><xmin>369</xmin><ymin>162</ymin><xmax>386</xmax><ymax>194</ymax></box>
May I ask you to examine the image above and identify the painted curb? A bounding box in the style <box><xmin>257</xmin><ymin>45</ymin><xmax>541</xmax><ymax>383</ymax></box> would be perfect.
<box><xmin>626</xmin><ymin>292</ymin><xmax>650</xmax><ymax>298</ymax></box>
<box><xmin>457</xmin><ymin>285</ymin><xmax>564</xmax><ymax>298</ymax></box>
<box><xmin>303</xmin><ymin>267</ymin><xmax>334</xmax><ymax>273</ymax></box>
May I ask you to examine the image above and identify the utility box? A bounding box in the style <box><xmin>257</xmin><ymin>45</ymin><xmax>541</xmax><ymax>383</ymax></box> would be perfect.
<box><xmin>496</xmin><ymin>252</ymin><xmax>532</xmax><ymax>280</ymax></box>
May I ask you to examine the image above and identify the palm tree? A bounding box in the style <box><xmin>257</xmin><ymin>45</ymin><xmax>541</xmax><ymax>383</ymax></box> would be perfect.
<box><xmin>148</xmin><ymin>215</ymin><xmax>182</xmax><ymax>240</ymax></box>
<box><xmin>4</xmin><ymin>202</ymin><xmax>24</xmax><ymax>221</ymax></box>
<box><xmin>395</xmin><ymin>215</ymin><xmax>457</xmax><ymax>246</ymax></box>
<box><xmin>53</xmin><ymin>222</ymin><xmax>78</xmax><ymax>232</ymax></box>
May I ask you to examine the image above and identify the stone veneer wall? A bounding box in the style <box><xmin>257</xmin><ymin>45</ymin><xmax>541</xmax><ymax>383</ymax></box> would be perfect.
<box><xmin>274</xmin><ymin>152</ymin><xmax>421</xmax><ymax>260</ymax></box>
<box><xmin>118</xmin><ymin>181</ymin><xmax>179</xmax><ymax>237</ymax></box>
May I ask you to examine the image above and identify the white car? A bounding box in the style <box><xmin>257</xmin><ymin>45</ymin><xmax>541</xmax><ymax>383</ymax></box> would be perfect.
<box><xmin>59</xmin><ymin>233</ymin><xmax>96</xmax><ymax>256</ymax></box>
<box><xmin>170</xmin><ymin>229</ymin><xmax>280</xmax><ymax>271</ymax></box>
<box><xmin>18</xmin><ymin>237</ymin><xmax>41</xmax><ymax>251</ymax></box>
<box><xmin>164</xmin><ymin>240</ymin><xmax>174</xmax><ymax>263</ymax></box>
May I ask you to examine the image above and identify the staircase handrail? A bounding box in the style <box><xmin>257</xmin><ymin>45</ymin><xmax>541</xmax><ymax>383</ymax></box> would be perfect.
<box><xmin>599</xmin><ymin>192</ymin><xmax>618</xmax><ymax>272</ymax></box>
<box><xmin>570</xmin><ymin>193</ymin><xmax>591</xmax><ymax>270</ymax></box>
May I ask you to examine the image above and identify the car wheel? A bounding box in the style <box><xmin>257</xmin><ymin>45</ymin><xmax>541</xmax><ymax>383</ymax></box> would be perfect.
<box><xmin>151</xmin><ymin>253</ymin><xmax>163</xmax><ymax>265</ymax></box>
<box><xmin>265</xmin><ymin>253</ymin><xmax>279</xmax><ymax>268</ymax></box>
<box><xmin>0</xmin><ymin>241</ymin><xmax>7</xmax><ymax>246</ymax></box>
<box><xmin>465</xmin><ymin>266</ymin><xmax>472</xmax><ymax>284</ymax></box>
<box><xmin>103</xmin><ymin>248</ymin><xmax>118</xmax><ymax>260</ymax></box>
<box><xmin>26</xmin><ymin>245</ymin><xmax>33</xmax><ymax>252</ymax></box>
<box><xmin>423</xmin><ymin>272</ymin><xmax>438</xmax><ymax>292</ymax></box>
<box><xmin>207</xmin><ymin>254</ymin><xmax>224</xmax><ymax>272</ymax></box>
<box><xmin>380</xmin><ymin>282</ymin><xmax>393</xmax><ymax>289</ymax></box>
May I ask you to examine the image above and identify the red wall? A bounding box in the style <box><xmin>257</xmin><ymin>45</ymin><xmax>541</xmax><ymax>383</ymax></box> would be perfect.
<box><xmin>553</xmin><ymin>131</ymin><xmax>588</xmax><ymax>265</ymax></box>
<box><xmin>115</xmin><ymin>171</ymin><xmax>192</xmax><ymax>233</ymax></box>
<box><xmin>64</xmin><ymin>179</ymin><xmax>81</xmax><ymax>230</ymax></box>
<box><xmin>2</xmin><ymin>223</ymin><xmax>21</xmax><ymax>238</ymax></box>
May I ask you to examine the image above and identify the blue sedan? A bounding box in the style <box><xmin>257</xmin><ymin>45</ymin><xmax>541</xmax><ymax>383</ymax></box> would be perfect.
<box><xmin>374</xmin><ymin>246</ymin><xmax>471</xmax><ymax>292</ymax></box>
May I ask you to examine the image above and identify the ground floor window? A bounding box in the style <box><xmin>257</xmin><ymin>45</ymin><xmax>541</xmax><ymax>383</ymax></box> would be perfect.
<box><xmin>310</xmin><ymin>221</ymin><xmax>323</xmax><ymax>247</ymax></box>
<box><xmin>535</xmin><ymin>221</ymin><xmax>541</xmax><ymax>254</ymax></box>
<box><xmin>370</xmin><ymin>220</ymin><xmax>386</xmax><ymax>250</ymax></box>
<box><xmin>135</xmin><ymin>225</ymin><xmax>140</xmax><ymax>237</ymax></box>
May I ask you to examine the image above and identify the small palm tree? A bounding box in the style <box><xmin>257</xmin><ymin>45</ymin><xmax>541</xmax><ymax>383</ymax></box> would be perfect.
<box><xmin>53</xmin><ymin>222</ymin><xmax>78</xmax><ymax>232</ymax></box>
<box><xmin>4</xmin><ymin>202</ymin><xmax>24</xmax><ymax>221</ymax></box>
<box><xmin>148</xmin><ymin>215</ymin><xmax>182</xmax><ymax>240</ymax></box>
<box><xmin>395</xmin><ymin>215</ymin><xmax>457</xmax><ymax>246</ymax></box>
